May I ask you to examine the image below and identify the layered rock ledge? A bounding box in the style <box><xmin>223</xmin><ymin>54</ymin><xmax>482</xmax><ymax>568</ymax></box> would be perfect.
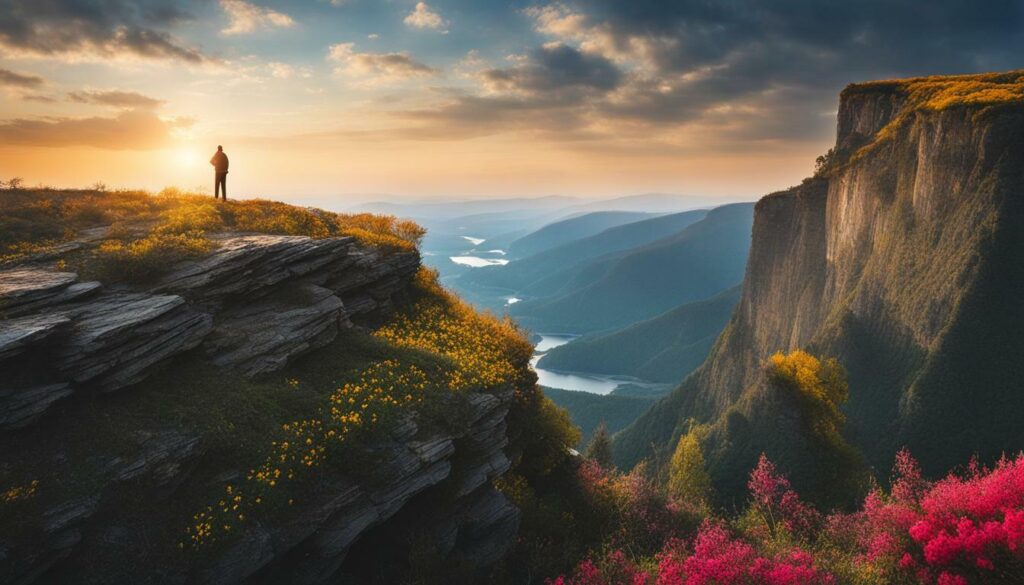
<box><xmin>0</xmin><ymin>234</ymin><xmax>419</xmax><ymax>428</ymax></box>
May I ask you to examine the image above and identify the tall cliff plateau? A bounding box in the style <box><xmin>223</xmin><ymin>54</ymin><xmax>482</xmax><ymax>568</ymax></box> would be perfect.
<box><xmin>0</xmin><ymin>201</ymin><xmax>537</xmax><ymax>584</ymax></box>
<box><xmin>615</xmin><ymin>71</ymin><xmax>1024</xmax><ymax>500</ymax></box>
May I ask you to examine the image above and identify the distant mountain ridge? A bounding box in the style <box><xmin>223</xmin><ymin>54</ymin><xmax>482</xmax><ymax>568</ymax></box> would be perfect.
<box><xmin>507</xmin><ymin>211</ymin><xmax>662</xmax><ymax>259</ymax></box>
<box><xmin>538</xmin><ymin>286</ymin><xmax>741</xmax><ymax>383</ymax></box>
<box><xmin>456</xmin><ymin>209</ymin><xmax>710</xmax><ymax>294</ymax></box>
<box><xmin>510</xmin><ymin>203</ymin><xmax>754</xmax><ymax>333</ymax></box>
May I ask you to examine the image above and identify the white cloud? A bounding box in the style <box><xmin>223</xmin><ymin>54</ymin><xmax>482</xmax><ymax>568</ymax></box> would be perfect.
<box><xmin>368</xmin><ymin>33</ymin><xmax>380</xmax><ymax>40</ymax></box>
<box><xmin>404</xmin><ymin>2</ymin><xmax>447</xmax><ymax>32</ymax></box>
<box><xmin>221</xmin><ymin>0</ymin><xmax>296</xmax><ymax>35</ymax></box>
<box><xmin>328</xmin><ymin>43</ymin><xmax>437</xmax><ymax>85</ymax></box>
<box><xmin>268</xmin><ymin>62</ymin><xmax>312</xmax><ymax>79</ymax></box>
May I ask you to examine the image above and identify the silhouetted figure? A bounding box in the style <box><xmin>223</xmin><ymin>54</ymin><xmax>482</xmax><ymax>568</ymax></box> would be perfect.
<box><xmin>210</xmin><ymin>146</ymin><xmax>229</xmax><ymax>200</ymax></box>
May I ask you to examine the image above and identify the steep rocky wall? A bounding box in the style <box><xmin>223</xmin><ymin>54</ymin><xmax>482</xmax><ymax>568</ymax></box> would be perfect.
<box><xmin>0</xmin><ymin>234</ymin><xmax>522</xmax><ymax>583</ymax></box>
<box><xmin>616</xmin><ymin>73</ymin><xmax>1024</xmax><ymax>493</ymax></box>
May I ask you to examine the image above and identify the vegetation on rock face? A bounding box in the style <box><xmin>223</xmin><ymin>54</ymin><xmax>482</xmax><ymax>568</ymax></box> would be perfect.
<box><xmin>376</xmin><ymin>268</ymin><xmax>533</xmax><ymax>391</ymax></box>
<box><xmin>765</xmin><ymin>350</ymin><xmax>850</xmax><ymax>453</ymax></box>
<box><xmin>0</xmin><ymin>188</ymin><xmax>425</xmax><ymax>278</ymax></box>
<box><xmin>184</xmin><ymin>266</ymin><xmax>538</xmax><ymax>548</ymax></box>
<box><xmin>92</xmin><ymin>231</ymin><xmax>217</xmax><ymax>282</ymax></box>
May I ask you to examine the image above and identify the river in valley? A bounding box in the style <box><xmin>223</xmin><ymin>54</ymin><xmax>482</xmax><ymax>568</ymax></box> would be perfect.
<box><xmin>449</xmin><ymin>236</ymin><xmax>510</xmax><ymax>267</ymax></box>
<box><xmin>530</xmin><ymin>334</ymin><xmax>626</xmax><ymax>395</ymax></box>
<box><xmin>427</xmin><ymin>240</ymin><xmax>645</xmax><ymax>396</ymax></box>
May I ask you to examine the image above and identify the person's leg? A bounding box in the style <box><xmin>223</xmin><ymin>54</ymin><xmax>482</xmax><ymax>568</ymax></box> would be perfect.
<box><xmin>222</xmin><ymin>174</ymin><xmax>227</xmax><ymax>200</ymax></box>
<box><xmin>214</xmin><ymin>175</ymin><xmax>219</xmax><ymax>199</ymax></box>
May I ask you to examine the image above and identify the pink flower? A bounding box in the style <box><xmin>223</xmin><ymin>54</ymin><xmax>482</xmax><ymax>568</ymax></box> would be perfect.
<box><xmin>747</xmin><ymin>454</ymin><xmax>820</xmax><ymax>537</ymax></box>
<box><xmin>936</xmin><ymin>572</ymin><xmax>967</xmax><ymax>585</ymax></box>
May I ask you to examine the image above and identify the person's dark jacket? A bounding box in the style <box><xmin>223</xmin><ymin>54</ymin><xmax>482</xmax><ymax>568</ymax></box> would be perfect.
<box><xmin>210</xmin><ymin>151</ymin><xmax>229</xmax><ymax>173</ymax></box>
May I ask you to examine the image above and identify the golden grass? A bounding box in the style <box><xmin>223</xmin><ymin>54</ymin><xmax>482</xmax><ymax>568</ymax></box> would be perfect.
<box><xmin>844</xmin><ymin>70</ymin><xmax>1024</xmax><ymax>111</ymax></box>
<box><xmin>0</xmin><ymin>188</ymin><xmax>425</xmax><ymax>267</ymax></box>
<box><xmin>1</xmin><ymin>188</ymin><xmax>425</xmax><ymax>284</ymax></box>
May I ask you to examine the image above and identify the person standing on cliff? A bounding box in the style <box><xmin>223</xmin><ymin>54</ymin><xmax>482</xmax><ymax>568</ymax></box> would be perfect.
<box><xmin>210</xmin><ymin>145</ymin><xmax>229</xmax><ymax>200</ymax></box>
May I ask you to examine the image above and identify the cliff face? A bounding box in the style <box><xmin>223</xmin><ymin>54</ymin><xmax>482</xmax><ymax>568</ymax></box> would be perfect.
<box><xmin>616</xmin><ymin>71</ymin><xmax>1024</xmax><ymax>494</ymax></box>
<box><xmin>0</xmin><ymin>234</ymin><xmax>521</xmax><ymax>583</ymax></box>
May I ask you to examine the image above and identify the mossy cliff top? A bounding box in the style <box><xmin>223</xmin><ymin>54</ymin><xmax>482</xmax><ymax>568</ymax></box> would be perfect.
<box><xmin>842</xmin><ymin>69</ymin><xmax>1024</xmax><ymax>111</ymax></box>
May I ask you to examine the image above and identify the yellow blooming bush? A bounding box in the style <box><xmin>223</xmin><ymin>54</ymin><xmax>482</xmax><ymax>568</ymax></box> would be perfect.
<box><xmin>765</xmin><ymin>349</ymin><xmax>848</xmax><ymax>437</ymax></box>
<box><xmin>1</xmin><ymin>480</ymin><xmax>39</xmax><ymax>504</ymax></box>
<box><xmin>375</xmin><ymin>269</ymin><xmax>534</xmax><ymax>392</ymax></box>
<box><xmin>187</xmin><ymin>361</ymin><xmax>432</xmax><ymax>546</ymax></box>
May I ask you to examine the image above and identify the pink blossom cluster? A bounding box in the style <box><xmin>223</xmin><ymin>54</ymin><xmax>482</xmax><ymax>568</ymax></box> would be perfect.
<box><xmin>548</xmin><ymin>521</ymin><xmax>833</xmax><ymax>585</ymax></box>
<box><xmin>837</xmin><ymin>450</ymin><xmax>1024</xmax><ymax>583</ymax></box>
<box><xmin>667</xmin><ymin>521</ymin><xmax>833</xmax><ymax>585</ymax></box>
<box><xmin>747</xmin><ymin>454</ymin><xmax>821</xmax><ymax>537</ymax></box>
<box><xmin>552</xmin><ymin>451</ymin><xmax>1024</xmax><ymax>585</ymax></box>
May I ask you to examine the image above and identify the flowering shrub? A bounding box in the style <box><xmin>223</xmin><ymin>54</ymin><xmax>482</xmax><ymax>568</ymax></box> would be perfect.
<box><xmin>375</xmin><ymin>269</ymin><xmax>533</xmax><ymax>391</ymax></box>
<box><xmin>549</xmin><ymin>521</ymin><xmax>834</xmax><ymax>585</ymax></box>
<box><xmin>852</xmin><ymin>453</ymin><xmax>1024</xmax><ymax>584</ymax></box>
<box><xmin>747</xmin><ymin>454</ymin><xmax>822</xmax><ymax>540</ymax></box>
<box><xmin>548</xmin><ymin>451</ymin><xmax>1024</xmax><ymax>585</ymax></box>
<box><xmin>186</xmin><ymin>360</ymin><xmax>432</xmax><ymax>546</ymax></box>
<box><xmin>1</xmin><ymin>480</ymin><xmax>39</xmax><ymax>504</ymax></box>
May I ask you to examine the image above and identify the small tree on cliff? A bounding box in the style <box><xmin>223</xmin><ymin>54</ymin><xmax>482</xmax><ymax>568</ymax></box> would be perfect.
<box><xmin>764</xmin><ymin>349</ymin><xmax>868</xmax><ymax>504</ymax></box>
<box><xmin>765</xmin><ymin>350</ymin><xmax>848</xmax><ymax>447</ymax></box>
<box><xmin>813</xmin><ymin>149</ymin><xmax>835</xmax><ymax>177</ymax></box>
<box><xmin>667</xmin><ymin>425</ymin><xmax>712</xmax><ymax>507</ymax></box>
<box><xmin>585</xmin><ymin>423</ymin><xmax>614</xmax><ymax>468</ymax></box>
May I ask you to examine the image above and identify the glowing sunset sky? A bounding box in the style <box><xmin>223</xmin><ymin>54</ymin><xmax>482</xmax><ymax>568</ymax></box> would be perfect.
<box><xmin>1</xmin><ymin>0</ymin><xmax>1022</xmax><ymax>203</ymax></box>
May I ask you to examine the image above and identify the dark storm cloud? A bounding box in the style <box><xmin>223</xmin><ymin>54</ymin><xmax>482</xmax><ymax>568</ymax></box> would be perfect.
<box><xmin>395</xmin><ymin>43</ymin><xmax>620</xmax><ymax>139</ymax></box>
<box><xmin>580</xmin><ymin>0</ymin><xmax>1024</xmax><ymax>74</ymax></box>
<box><xmin>68</xmin><ymin>89</ymin><xmax>166</xmax><ymax>109</ymax></box>
<box><xmin>0</xmin><ymin>0</ymin><xmax>205</xmax><ymax>62</ymax></box>
<box><xmin>414</xmin><ymin>0</ymin><xmax>1024</xmax><ymax>145</ymax></box>
<box><xmin>576</xmin><ymin>0</ymin><xmax>1024</xmax><ymax>132</ymax></box>
<box><xmin>481</xmin><ymin>43</ymin><xmax>621</xmax><ymax>94</ymax></box>
<box><xmin>0</xmin><ymin>67</ymin><xmax>45</xmax><ymax>88</ymax></box>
